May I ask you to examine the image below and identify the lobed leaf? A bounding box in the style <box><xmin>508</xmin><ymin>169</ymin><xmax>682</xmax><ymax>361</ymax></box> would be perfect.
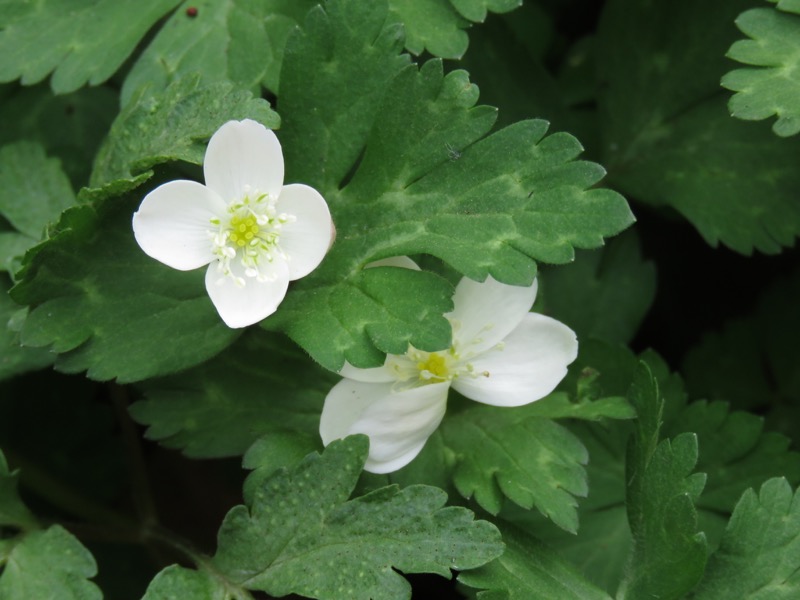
<box><xmin>388</xmin><ymin>0</ymin><xmax>470</xmax><ymax>58</ymax></box>
<box><xmin>9</xmin><ymin>188</ymin><xmax>239</xmax><ymax>383</ymax></box>
<box><xmin>91</xmin><ymin>76</ymin><xmax>279</xmax><ymax>187</ymax></box>
<box><xmin>692</xmin><ymin>478</ymin><xmax>800</xmax><ymax>599</ymax></box>
<box><xmin>0</xmin><ymin>0</ymin><xmax>182</xmax><ymax>94</ymax></box>
<box><xmin>144</xmin><ymin>436</ymin><xmax>504</xmax><ymax>600</ymax></box>
<box><xmin>597</xmin><ymin>0</ymin><xmax>800</xmax><ymax>254</ymax></box>
<box><xmin>724</xmin><ymin>7</ymin><xmax>800</xmax><ymax>136</ymax></box>
<box><xmin>122</xmin><ymin>0</ymin><xmax>319</xmax><ymax>104</ymax></box>
<box><xmin>0</xmin><ymin>449</ymin><xmax>35</xmax><ymax>530</ymax></box>
<box><xmin>458</xmin><ymin>522</ymin><xmax>613</xmax><ymax>600</ymax></box>
<box><xmin>131</xmin><ymin>330</ymin><xmax>333</xmax><ymax>458</ymax></box>
<box><xmin>442</xmin><ymin>406</ymin><xmax>588</xmax><ymax>532</ymax></box>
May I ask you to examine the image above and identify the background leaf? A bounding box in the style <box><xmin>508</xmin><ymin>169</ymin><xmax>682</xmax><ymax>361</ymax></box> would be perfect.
<box><xmin>0</xmin><ymin>0</ymin><xmax>182</xmax><ymax>94</ymax></box>
<box><xmin>122</xmin><ymin>0</ymin><xmax>319</xmax><ymax>103</ymax></box>
<box><xmin>692</xmin><ymin>478</ymin><xmax>800</xmax><ymax>599</ymax></box>
<box><xmin>724</xmin><ymin>6</ymin><xmax>800</xmax><ymax>136</ymax></box>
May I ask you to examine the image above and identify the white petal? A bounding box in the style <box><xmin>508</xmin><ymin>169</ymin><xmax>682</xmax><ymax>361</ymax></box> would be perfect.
<box><xmin>275</xmin><ymin>183</ymin><xmax>333</xmax><ymax>280</ymax></box>
<box><xmin>365</xmin><ymin>256</ymin><xmax>421</xmax><ymax>270</ymax></box>
<box><xmin>339</xmin><ymin>360</ymin><xmax>394</xmax><ymax>383</ymax></box>
<box><xmin>452</xmin><ymin>313</ymin><xmax>578</xmax><ymax>407</ymax></box>
<box><xmin>132</xmin><ymin>180</ymin><xmax>225</xmax><ymax>271</ymax></box>
<box><xmin>449</xmin><ymin>275</ymin><xmax>538</xmax><ymax>356</ymax></box>
<box><xmin>320</xmin><ymin>380</ymin><xmax>449</xmax><ymax>474</ymax></box>
<box><xmin>204</xmin><ymin>119</ymin><xmax>284</xmax><ymax>202</ymax></box>
<box><xmin>204</xmin><ymin>258</ymin><xmax>290</xmax><ymax>328</ymax></box>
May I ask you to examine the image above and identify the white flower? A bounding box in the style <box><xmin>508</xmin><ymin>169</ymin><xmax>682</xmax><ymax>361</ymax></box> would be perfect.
<box><xmin>132</xmin><ymin>119</ymin><xmax>333</xmax><ymax>328</ymax></box>
<box><xmin>320</xmin><ymin>267</ymin><xmax>579</xmax><ymax>474</ymax></box>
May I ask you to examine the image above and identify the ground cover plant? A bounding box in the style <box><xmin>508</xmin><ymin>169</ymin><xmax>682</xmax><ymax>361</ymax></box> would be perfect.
<box><xmin>1</xmin><ymin>0</ymin><xmax>800</xmax><ymax>598</ymax></box>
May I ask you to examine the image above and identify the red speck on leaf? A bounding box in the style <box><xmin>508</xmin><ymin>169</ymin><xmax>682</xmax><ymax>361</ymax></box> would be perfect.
<box><xmin>186</xmin><ymin>7</ymin><xmax>198</xmax><ymax>17</ymax></box>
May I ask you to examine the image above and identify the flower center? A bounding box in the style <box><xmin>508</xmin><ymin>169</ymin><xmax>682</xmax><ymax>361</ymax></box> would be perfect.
<box><xmin>417</xmin><ymin>353</ymin><xmax>449</xmax><ymax>379</ymax></box>
<box><xmin>210</xmin><ymin>188</ymin><xmax>295</xmax><ymax>287</ymax></box>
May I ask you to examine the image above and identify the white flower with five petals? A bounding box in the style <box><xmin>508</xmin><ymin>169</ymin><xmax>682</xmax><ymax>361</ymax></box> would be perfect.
<box><xmin>132</xmin><ymin>119</ymin><xmax>333</xmax><ymax>328</ymax></box>
<box><xmin>320</xmin><ymin>266</ymin><xmax>579</xmax><ymax>474</ymax></box>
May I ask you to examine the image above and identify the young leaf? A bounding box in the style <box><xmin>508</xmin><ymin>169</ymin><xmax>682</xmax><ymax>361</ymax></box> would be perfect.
<box><xmin>144</xmin><ymin>436</ymin><xmax>504</xmax><ymax>600</ymax></box>
<box><xmin>539</xmin><ymin>231</ymin><xmax>656</xmax><ymax>345</ymax></box>
<box><xmin>122</xmin><ymin>0</ymin><xmax>319</xmax><ymax>103</ymax></box>
<box><xmin>91</xmin><ymin>76</ymin><xmax>279</xmax><ymax>186</ymax></box>
<box><xmin>442</xmin><ymin>406</ymin><xmax>589</xmax><ymax>533</ymax></box>
<box><xmin>724</xmin><ymin>7</ymin><xmax>800</xmax><ymax>136</ymax></box>
<box><xmin>9</xmin><ymin>188</ymin><xmax>239</xmax><ymax>383</ymax></box>
<box><xmin>131</xmin><ymin>330</ymin><xmax>334</xmax><ymax>458</ymax></box>
<box><xmin>273</xmin><ymin>1</ymin><xmax>632</xmax><ymax>369</ymax></box>
<box><xmin>0</xmin><ymin>525</ymin><xmax>101</xmax><ymax>600</ymax></box>
<box><xmin>0</xmin><ymin>0</ymin><xmax>182</xmax><ymax>94</ymax></box>
<box><xmin>142</xmin><ymin>565</ymin><xmax>227</xmax><ymax>600</ymax></box>
<box><xmin>0</xmin><ymin>449</ymin><xmax>36</xmax><ymax>530</ymax></box>
<box><xmin>619</xmin><ymin>363</ymin><xmax>708</xmax><ymax>600</ymax></box>
<box><xmin>692</xmin><ymin>478</ymin><xmax>800</xmax><ymax>599</ymax></box>
<box><xmin>597</xmin><ymin>0</ymin><xmax>800</xmax><ymax>254</ymax></box>
<box><xmin>458</xmin><ymin>522</ymin><xmax>613</xmax><ymax>600</ymax></box>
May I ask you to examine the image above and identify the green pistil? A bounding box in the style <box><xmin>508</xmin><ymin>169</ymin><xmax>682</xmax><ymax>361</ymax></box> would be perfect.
<box><xmin>228</xmin><ymin>215</ymin><xmax>261</xmax><ymax>247</ymax></box>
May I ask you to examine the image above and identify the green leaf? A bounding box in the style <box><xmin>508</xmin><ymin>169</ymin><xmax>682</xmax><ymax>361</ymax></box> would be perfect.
<box><xmin>521</xmin><ymin>392</ymin><xmax>635</xmax><ymax>422</ymax></box>
<box><xmin>0</xmin><ymin>525</ymin><xmax>101</xmax><ymax>600</ymax></box>
<box><xmin>0</xmin><ymin>449</ymin><xmax>36</xmax><ymax>530</ymax></box>
<box><xmin>131</xmin><ymin>330</ymin><xmax>333</xmax><ymax>458</ymax></box>
<box><xmin>539</xmin><ymin>231</ymin><xmax>656</xmax><ymax>345</ymax></box>
<box><xmin>0</xmin><ymin>84</ymin><xmax>117</xmax><ymax>187</ymax></box>
<box><xmin>441</xmin><ymin>405</ymin><xmax>589</xmax><ymax>533</ymax></box>
<box><xmin>203</xmin><ymin>436</ymin><xmax>503</xmax><ymax>599</ymax></box>
<box><xmin>619</xmin><ymin>363</ymin><xmax>708</xmax><ymax>600</ymax></box>
<box><xmin>0</xmin><ymin>279</ymin><xmax>53</xmax><ymax>380</ymax></box>
<box><xmin>388</xmin><ymin>0</ymin><xmax>469</xmax><ymax>58</ymax></box>
<box><xmin>692</xmin><ymin>478</ymin><xmax>800</xmax><ymax>599</ymax></box>
<box><xmin>458</xmin><ymin>521</ymin><xmax>612</xmax><ymax>600</ymax></box>
<box><xmin>9</xmin><ymin>188</ymin><xmax>239</xmax><ymax>383</ymax></box>
<box><xmin>122</xmin><ymin>0</ymin><xmax>319</xmax><ymax>103</ymax></box>
<box><xmin>724</xmin><ymin>7</ymin><xmax>800</xmax><ymax>136</ymax></box>
<box><xmin>598</xmin><ymin>0</ymin><xmax>800</xmax><ymax>254</ymax></box>
<box><xmin>273</xmin><ymin>2</ymin><xmax>632</xmax><ymax>369</ymax></box>
<box><xmin>449</xmin><ymin>0</ymin><xmax>522</xmax><ymax>23</ymax></box>
<box><xmin>91</xmin><ymin>76</ymin><xmax>279</xmax><ymax>187</ymax></box>
<box><xmin>142</xmin><ymin>566</ymin><xmax>226</xmax><ymax>600</ymax></box>
<box><xmin>0</xmin><ymin>0</ymin><xmax>182</xmax><ymax>94</ymax></box>
<box><xmin>0</xmin><ymin>142</ymin><xmax>77</xmax><ymax>272</ymax></box>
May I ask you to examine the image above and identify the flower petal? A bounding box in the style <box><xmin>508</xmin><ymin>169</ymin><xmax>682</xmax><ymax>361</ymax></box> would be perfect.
<box><xmin>204</xmin><ymin>258</ymin><xmax>290</xmax><ymax>328</ymax></box>
<box><xmin>132</xmin><ymin>180</ymin><xmax>225</xmax><ymax>271</ymax></box>
<box><xmin>203</xmin><ymin>119</ymin><xmax>284</xmax><ymax>202</ymax></box>
<box><xmin>320</xmin><ymin>380</ymin><xmax>449</xmax><ymax>474</ymax></box>
<box><xmin>339</xmin><ymin>361</ymin><xmax>394</xmax><ymax>383</ymax></box>
<box><xmin>449</xmin><ymin>275</ymin><xmax>538</xmax><ymax>356</ymax></box>
<box><xmin>452</xmin><ymin>313</ymin><xmax>578</xmax><ymax>407</ymax></box>
<box><xmin>275</xmin><ymin>183</ymin><xmax>333</xmax><ymax>280</ymax></box>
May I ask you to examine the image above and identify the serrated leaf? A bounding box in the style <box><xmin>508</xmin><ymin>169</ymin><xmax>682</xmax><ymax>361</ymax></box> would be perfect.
<box><xmin>9</xmin><ymin>190</ymin><xmax>239</xmax><ymax>383</ymax></box>
<box><xmin>388</xmin><ymin>0</ymin><xmax>470</xmax><ymax>58</ymax></box>
<box><xmin>131</xmin><ymin>330</ymin><xmax>333</xmax><ymax>458</ymax></box>
<box><xmin>620</xmin><ymin>364</ymin><xmax>708</xmax><ymax>600</ymax></box>
<box><xmin>724</xmin><ymin>7</ymin><xmax>800</xmax><ymax>136</ymax></box>
<box><xmin>0</xmin><ymin>449</ymin><xmax>36</xmax><ymax>530</ymax></box>
<box><xmin>0</xmin><ymin>0</ymin><xmax>182</xmax><ymax>94</ymax></box>
<box><xmin>122</xmin><ymin>0</ymin><xmax>318</xmax><ymax>104</ymax></box>
<box><xmin>0</xmin><ymin>525</ymin><xmax>100</xmax><ymax>600</ymax></box>
<box><xmin>142</xmin><ymin>565</ymin><xmax>227</xmax><ymax>600</ymax></box>
<box><xmin>0</xmin><ymin>279</ymin><xmax>53</xmax><ymax>380</ymax></box>
<box><xmin>539</xmin><ymin>231</ymin><xmax>656</xmax><ymax>345</ymax></box>
<box><xmin>458</xmin><ymin>522</ymin><xmax>612</xmax><ymax>600</ymax></box>
<box><xmin>91</xmin><ymin>76</ymin><xmax>279</xmax><ymax>187</ymax></box>
<box><xmin>692</xmin><ymin>478</ymin><xmax>800</xmax><ymax>599</ymax></box>
<box><xmin>0</xmin><ymin>84</ymin><xmax>117</xmax><ymax>187</ymax></box>
<box><xmin>520</xmin><ymin>392</ymin><xmax>635</xmax><ymax>422</ymax></box>
<box><xmin>209</xmin><ymin>436</ymin><xmax>503</xmax><ymax>599</ymax></box>
<box><xmin>598</xmin><ymin>0</ymin><xmax>800</xmax><ymax>254</ymax></box>
<box><xmin>441</xmin><ymin>405</ymin><xmax>589</xmax><ymax>533</ymax></box>
<box><xmin>273</xmin><ymin>3</ymin><xmax>632</xmax><ymax>369</ymax></box>
<box><xmin>449</xmin><ymin>0</ymin><xmax>522</xmax><ymax>23</ymax></box>
<box><xmin>0</xmin><ymin>142</ymin><xmax>76</xmax><ymax>272</ymax></box>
